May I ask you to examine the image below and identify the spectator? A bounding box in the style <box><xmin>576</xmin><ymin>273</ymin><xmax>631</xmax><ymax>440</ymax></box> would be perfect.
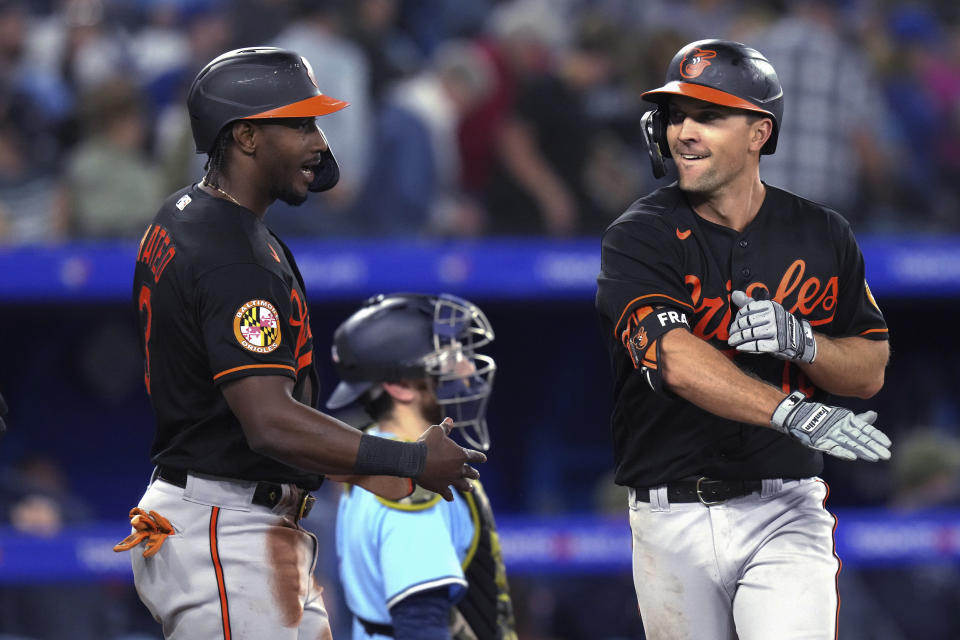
<box><xmin>483</xmin><ymin>14</ymin><xmax>622</xmax><ymax>236</ymax></box>
<box><xmin>63</xmin><ymin>77</ymin><xmax>164</xmax><ymax>238</ymax></box>
<box><xmin>0</xmin><ymin>454</ymin><xmax>110</xmax><ymax>640</ymax></box>
<box><xmin>344</xmin><ymin>0</ymin><xmax>423</xmax><ymax>105</ymax></box>
<box><xmin>150</xmin><ymin>2</ymin><xmax>235</xmax><ymax>193</ymax></box>
<box><xmin>457</xmin><ymin>0</ymin><xmax>562</xmax><ymax>199</ymax></box>
<box><xmin>879</xmin><ymin>5</ymin><xmax>960</xmax><ymax>231</ymax></box>
<box><xmin>0</xmin><ymin>0</ymin><xmax>71</xmax><ymax>243</ymax></box>
<box><xmin>750</xmin><ymin>0</ymin><xmax>899</xmax><ymax>231</ymax></box>
<box><xmin>267</xmin><ymin>0</ymin><xmax>373</xmax><ymax>236</ymax></box>
<box><xmin>844</xmin><ymin>429</ymin><xmax>960</xmax><ymax>640</ymax></box>
<box><xmin>352</xmin><ymin>39</ymin><xmax>493</xmax><ymax>236</ymax></box>
<box><xmin>26</xmin><ymin>0</ymin><xmax>128</xmax><ymax>100</ymax></box>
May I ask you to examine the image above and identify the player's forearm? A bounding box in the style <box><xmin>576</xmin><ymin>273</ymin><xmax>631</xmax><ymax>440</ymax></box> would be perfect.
<box><xmin>221</xmin><ymin>376</ymin><xmax>424</xmax><ymax>476</ymax></box>
<box><xmin>798</xmin><ymin>335</ymin><xmax>888</xmax><ymax>399</ymax></box>
<box><xmin>660</xmin><ymin>328</ymin><xmax>786</xmax><ymax>427</ymax></box>
<box><xmin>239</xmin><ymin>396</ymin><xmax>367</xmax><ymax>474</ymax></box>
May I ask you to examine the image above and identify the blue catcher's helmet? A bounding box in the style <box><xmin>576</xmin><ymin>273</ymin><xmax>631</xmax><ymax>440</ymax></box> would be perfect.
<box><xmin>327</xmin><ymin>293</ymin><xmax>496</xmax><ymax>450</ymax></box>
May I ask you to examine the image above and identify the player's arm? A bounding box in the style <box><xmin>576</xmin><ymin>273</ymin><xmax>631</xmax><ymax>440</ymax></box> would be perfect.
<box><xmin>653</xmin><ymin>321</ymin><xmax>891</xmax><ymax>462</ymax></box>
<box><xmin>389</xmin><ymin>588</ymin><xmax>449</xmax><ymax>640</ymax></box>
<box><xmin>727</xmin><ymin>290</ymin><xmax>888</xmax><ymax>398</ymax></box>
<box><xmin>797</xmin><ymin>335</ymin><xmax>887</xmax><ymax>399</ymax></box>
<box><xmin>660</xmin><ymin>326</ymin><xmax>785</xmax><ymax>425</ymax></box>
<box><xmin>327</xmin><ymin>474</ymin><xmax>416</xmax><ymax>501</ymax></box>
<box><xmin>220</xmin><ymin>375</ymin><xmax>484</xmax><ymax>500</ymax></box>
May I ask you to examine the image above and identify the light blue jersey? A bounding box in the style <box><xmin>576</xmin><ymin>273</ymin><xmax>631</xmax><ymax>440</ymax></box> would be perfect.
<box><xmin>336</xmin><ymin>428</ymin><xmax>476</xmax><ymax>639</ymax></box>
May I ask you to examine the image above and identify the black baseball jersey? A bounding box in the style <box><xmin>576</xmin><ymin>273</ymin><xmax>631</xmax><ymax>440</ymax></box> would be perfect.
<box><xmin>596</xmin><ymin>184</ymin><xmax>888</xmax><ymax>488</ymax></box>
<box><xmin>133</xmin><ymin>184</ymin><xmax>322</xmax><ymax>488</ymax></box>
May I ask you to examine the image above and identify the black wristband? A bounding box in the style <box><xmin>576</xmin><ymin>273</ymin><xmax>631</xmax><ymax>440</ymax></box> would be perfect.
<box><xmin>353</xmin><ymin>434</ymin><xmax>427</xmax><ymax>478</ymax></box>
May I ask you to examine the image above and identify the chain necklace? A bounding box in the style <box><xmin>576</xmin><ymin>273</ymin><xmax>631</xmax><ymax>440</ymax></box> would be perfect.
<box><xmin>201</xmin><ymin>177</ymin><xmax>242</xmax><ymax>207</ymax></box>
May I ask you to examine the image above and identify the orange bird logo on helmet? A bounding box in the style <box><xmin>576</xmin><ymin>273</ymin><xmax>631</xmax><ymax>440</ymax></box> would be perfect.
<box><xmin>680</xmin><ymin>48</ymin><xmax>717</xmax><ymax>79</ymax></box>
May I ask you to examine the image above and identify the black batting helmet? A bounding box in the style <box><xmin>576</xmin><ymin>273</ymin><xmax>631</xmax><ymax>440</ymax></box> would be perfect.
<box><xmin>187</xmin><ymin>47</ymin><xmax>348</xmax><ymax>191</ymax></box>
<box><xmin>327</xmin><ymin>293</ymin><xmax>496</xmax><ymax>450</ymax></box>
<box><xmin>640</xmin><ymin>39</ymin><xmax>783</xmax><ymax>178</ymax></box>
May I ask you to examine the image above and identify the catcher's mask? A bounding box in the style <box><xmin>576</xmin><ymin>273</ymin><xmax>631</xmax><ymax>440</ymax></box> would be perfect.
<box><xmin>327</xmin><ymin>293</ymin><xmax>496</xmax><ymax>450</ymax></box>
<box><xmin>640</xmin><ymin>39</ymin><xmax>783</xmax><ymax>178</ymax></box>
<box><xmin>187</xmin><ymin>47</ymin><xmax>347</xmax><ymax>192</ymax></box>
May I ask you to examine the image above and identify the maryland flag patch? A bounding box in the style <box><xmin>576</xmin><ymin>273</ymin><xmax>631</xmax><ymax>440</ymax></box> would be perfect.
<box><xmin>233</xmin><ymin>299</ymin><xmax>281</xmax><ymax>354</ymax></box>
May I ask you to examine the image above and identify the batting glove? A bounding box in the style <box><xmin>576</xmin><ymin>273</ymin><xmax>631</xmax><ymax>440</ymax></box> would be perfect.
<box><xmin>770</xmin><ymin>391</ymin><xmax>892</xmax><ymax>461</ymax></box>
<box><xmin>728</xmin><ymin>290</ymin><xmax>816</xmax><ymax>363</ymax></box>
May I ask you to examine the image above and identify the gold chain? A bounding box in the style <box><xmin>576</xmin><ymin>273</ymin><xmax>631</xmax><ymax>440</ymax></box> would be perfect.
<box><xmin>201</xmin><ymin>177</ymin><xmax>242</xmax><ymax>207</ymax></box>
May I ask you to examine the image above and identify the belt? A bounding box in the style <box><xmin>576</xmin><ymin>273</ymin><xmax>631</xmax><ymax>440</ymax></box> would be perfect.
<box><xmin>635</xmin><ymin>477</ymin><xmax>763</xmax><ymax>505</ymax></box>
<box><xmin>357</xmin><ymin>616</ymin><xmax>394</xmax><ymax>637</ymax></box>
<box><xmin>156</xmin><ymin>466</ymin><xmax>315</xmax><ymax>520</ymax></box>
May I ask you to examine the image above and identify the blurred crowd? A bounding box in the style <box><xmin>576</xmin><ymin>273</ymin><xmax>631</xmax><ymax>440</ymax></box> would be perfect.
<box><xmin>0</xmin><ymin>0</ymin><xmax>957</xmax><ymax>244</ymax></box>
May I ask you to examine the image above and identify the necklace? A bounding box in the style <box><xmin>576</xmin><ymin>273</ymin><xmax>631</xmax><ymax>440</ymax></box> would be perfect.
<box><xmin>201</xmin><ymin>178</ymin><xmax>242</xmax><ymax>207</ymax></box>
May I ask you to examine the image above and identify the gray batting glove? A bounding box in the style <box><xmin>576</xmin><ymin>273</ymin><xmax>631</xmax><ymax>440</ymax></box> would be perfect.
<box><xmin>770</xmin><ymin>391</ymin><xmax>892</xmax><ymax>461</ymax></box>
<box><xmin>728</xmin><ymin>290</ymin><xmax>816</xmax><ymax>363</ymax></box>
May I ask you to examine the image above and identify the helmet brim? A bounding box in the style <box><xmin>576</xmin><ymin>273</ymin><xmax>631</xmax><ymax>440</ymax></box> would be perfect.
<box><xmin>641</xmin><ymin>81</ymin><xmax>776</xmax><ymax>121</ymax></box>
<box><xmin>326</xmin><ymin>380</ymin><xmax>374</xmax><ymax>410</ymax></box>
<box><xmin>248</xmin><ymin>93</ymin><xmax>349</xmax><ymax>119</ymax></box>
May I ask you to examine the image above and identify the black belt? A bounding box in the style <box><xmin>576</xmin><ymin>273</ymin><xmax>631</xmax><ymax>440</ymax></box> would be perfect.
<box><xmin>357</xmin><ymin>616</ymin><xmax>394</xmax><ymax>637</ymax></box>
<box><xmin>635</xmin><ymin>477</ymin><xmax>763</xmax><ymax>505</ymax></box>
<box><xmin>155</xmin><ymin>466</ymin><xmax>315</xmax><ymax>520</ymax></box>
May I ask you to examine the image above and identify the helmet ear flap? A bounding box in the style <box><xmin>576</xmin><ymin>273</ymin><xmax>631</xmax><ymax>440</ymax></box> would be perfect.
<box><xmin>309</xmin><ymin>145</ymin><xmax>340</xmax><ymax>192</ymax></box>
<box><xmin>641</xmin><ymin>107</ymin><xmax>670</xmax><ymax>179</ymax></box>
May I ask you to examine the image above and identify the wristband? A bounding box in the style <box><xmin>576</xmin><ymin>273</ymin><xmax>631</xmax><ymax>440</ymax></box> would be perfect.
<box><xmin>353</xmin><ymin>434</ymin><xmax>427</xmax><ymax>478</ymax></box>
<box><xmin>770</xmin><ymin>390</ymin><xmax>807</xmax><ymax>432</ymax></box>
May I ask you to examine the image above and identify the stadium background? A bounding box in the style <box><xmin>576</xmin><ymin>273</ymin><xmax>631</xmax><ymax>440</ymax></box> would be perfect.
<box><xmin>0</xmin><ymin>0</ymin><xmax>959</xmax><ymax>638</ymax></box>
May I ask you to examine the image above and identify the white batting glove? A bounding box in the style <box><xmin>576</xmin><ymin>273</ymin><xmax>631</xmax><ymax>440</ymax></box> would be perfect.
<box><xmin>728</xmin><ymin>290</ymin><xmax>816</xmax><ymax>363</ymax></box>
<box><xmin>770</xmin><ymin>391</ymin><xmax>892</xmax><ymax>462</ymax></box>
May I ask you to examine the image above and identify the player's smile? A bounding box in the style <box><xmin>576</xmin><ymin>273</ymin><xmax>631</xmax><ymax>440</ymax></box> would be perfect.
<box><xmin>674</xmin><ymin>151</ymin><xmax>711</xmax><ymax>171</ymax></box>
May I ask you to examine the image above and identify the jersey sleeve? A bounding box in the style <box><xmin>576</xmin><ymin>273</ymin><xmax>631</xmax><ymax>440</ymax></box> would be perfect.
<box><xmin>832</xmin><ymin>222</ymin><xmax>889</xmax><ymax>340</ymax></box>
<box><xmin>379</xmin><ymin>506</ymin><xmax>467</xmax><ymax>610</ymax></box>
<box><xmin>597</xmin><ymin>218</ymin><xmax>694</xmax><ymax>340</ymax></box>
<box><xmin>196</xmin><ymin>262</ymin><xmax>299</xmax><ymax>384</ymax></box>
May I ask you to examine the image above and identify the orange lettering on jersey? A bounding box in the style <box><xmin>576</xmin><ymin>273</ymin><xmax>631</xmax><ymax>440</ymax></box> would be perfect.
<box><xmin>268</xmin><ymin>244</ymin><xmax>281</xmax><ymax>263</ymax></box>
<box><xmin>686</xmin><ymin>274</ymin><xmax>702</xmax><ymax>306</ymax></box>
<box><xmin>289</xmin><ymin>289</ymin><xmax>313</xmax><ymax>373</ymax></box>
<box><xmin>768</xmin><ymin>260</ymin><xmax>838</xmax><ymax>326</ymax></box>
<box><xmin>745</xmin><ymin>282</ymin><xmax>769</xmax><ymax>300</ymax></box>
<box><xmin>686</xmin><ymin>260</ymin><xmax>843</xmax><ymax>342</ymax></box>
<box><xmin>683</xmin><ymin>275</ymin><xmax>732</xmax><ymax>341</ymax></box>
<box><xmin>139</xmin><ymin>285</ymin><xmax>152</xmax><ymax>395</ymax></box>
<box><xmin>772</xmin><ymin>259</ymin><xmax>805</xmax><ymax>305</ymax></box>
<box><xmin>137</xmin><ymin>224</ymin><xmax>176</xmax><ymax>283</ymax></box>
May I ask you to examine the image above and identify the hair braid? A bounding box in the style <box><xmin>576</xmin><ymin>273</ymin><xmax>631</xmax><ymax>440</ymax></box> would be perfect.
<box><xmin>202</xmin><ymin>128</ymin><xmax>234</xmax><ymax>188</ymax></box>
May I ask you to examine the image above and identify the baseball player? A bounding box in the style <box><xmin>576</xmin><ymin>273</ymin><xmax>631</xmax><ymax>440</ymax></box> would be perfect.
<box><xmin>113</xmin><ymin>48</ymin><xmax>486</xmax><ymax>640</ymax></box>
<box><xmin>595</xmin><ymin>39</ymin><xmax>893</xmax><ymax>639</ymax></box>
<box><xmin>327</xmin><ymin>293</ymin><xmax>517</xmax><ymax>640</ymax></box>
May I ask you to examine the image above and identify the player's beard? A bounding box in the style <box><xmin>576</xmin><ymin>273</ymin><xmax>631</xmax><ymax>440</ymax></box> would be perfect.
<box><xmin>274</xmin><ymin>184</ymin><xmax>308</xmax><ymax>206</ymax></box>
<box><xmin>677</xmin><ymin>162</ymin><xmax>725</xmax><ymax>194</ymax></box>
<box><xmin>416</xmin><ymin>378</ymin><xmax>444</xmax><ymax>426</ymax></box>
<box><xmin>268</xmin><ymin>164</ymin><xmax>309</xmax><ymax>206</ymax></box>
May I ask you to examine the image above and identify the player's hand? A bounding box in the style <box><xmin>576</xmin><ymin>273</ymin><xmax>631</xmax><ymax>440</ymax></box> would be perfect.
<box><xmin>415</xmin><ymin>418</ymin><xmax>486</xmax><ymax>502</ymax></box>
<box><xmin>728</xmin><ymin>290</ymin><xmax>816</xmax><ymax>363</ymax></box>
<box><xmin>770</xmin><ymin>392</ymin><xmax>892</xmax><ymax>461</ymax></box>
